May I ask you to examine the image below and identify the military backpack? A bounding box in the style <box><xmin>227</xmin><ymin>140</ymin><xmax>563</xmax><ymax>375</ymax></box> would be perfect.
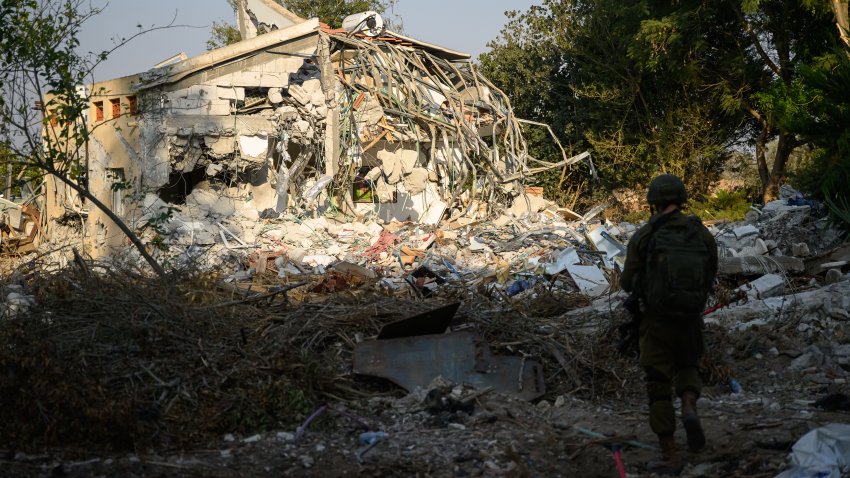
<box><xmin>642</xmin><ymin>215</ymin><xmax>711</xmax><ymax>318</ymax></box>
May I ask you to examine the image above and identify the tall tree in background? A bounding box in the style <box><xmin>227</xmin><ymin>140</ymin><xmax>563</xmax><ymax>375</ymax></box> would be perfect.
<box><xmin>208</xmin><ymin>0</ymin><xmax>395</xmax><ymax>50</ymax></box>
<box><xmin>480</xmin><ymin>1</ymin><xmax>839</xmax><ymax>204</ymax></box>
<box><xmin>480</xmin><ymin>1</ymin><xmax>744</xmax><ymax>203</ymax></box>
<box><xmin>721</xmin><ymin>1</ymin><xmax>834</xmax><ymax>201</ymax></box>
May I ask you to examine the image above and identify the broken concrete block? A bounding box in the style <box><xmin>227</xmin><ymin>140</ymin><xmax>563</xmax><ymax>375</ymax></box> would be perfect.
<box><xmin>507</xmin><ymin>194</ymin><xmax>551</xmax><ymax>218</ymax></box>
<box><xmin>377</xmin><ymin>150</ymin><xmax>402</xmax><ymax>184</ymax></box>
<box><xmin>239</xmin><ymin>206</ymin><xmax>260</xmax><ymax>221</ymax></box>
<box><xmin>737</xmin><ymin>273</ymin><xmax>785</xmax><ymax>300</ymax></box>
<box><xmin>211</xmin><ymin>197</ymin><xmax>236</xmax><ymax>217</ymax></box>
<box><xmin>310</xmin><ymin>91</ymin><xmax>324</xmax><ymax>107</ymax></box>
<box><xmin>267</xmin><ymin>88</ymin><xmax>283</xmax><ymax>105</ymax></box>
<box><xmin>789</xmin><ymin>346</ymin><xmax>825</xmax><ymax>371</ymax></box>
<box><xmin>312</xmin><ymin>104</ymin><xmax>328</xmax><ymax>118</ymax></box>
<box><xmin>733</xmin><ymin>225</ymin><xmax>760</xmax><ymax>240</ymax></box>
<box><xmin>287</xmin><ymin>84</ymin><xmax>311</xmax><ymax>106</ymax></box>
<box><xmin>744</xmin><ymin>209</ymin><xmax>760</xmax><ymax>223</ymax></box>
<box><xmin>364</xmin><ymin>167</ymin><xmax>382</xmax><ymax>182</ymax></box>
<box><xmin>331</xmin><ymin>261</ymin><xmax>377</xmax><ymax>279</ymax></box>
<box><xmin>792</xmin><ymin>242</ymin><xmax>811</xmax><ymax>257</ymax></box>
<box><xmin>301</xmin><ymin>78</ymin><xmax>322</xmax><ymax>94</ymax></box>
<box><xmin>398</xmin><ymin>148</ymin><xmax>422</xmax><ymax>174</ymax></box>
<box><xmin>205</xmin><ymin>163</ymin><xmax>224</xmax><ymax>177</ymax></box>
<box><xmin>403</xmin><ymin>168</ymin><xmax>430</xmax><ymax>195</ymax></box>
<box><xmin>719</xmin><ymin>256</ymin><xmax>805</xmax><ymax>276</ymax></box>
<box><xmin>239</xmin><ymin>135</ymin><xmax>268</xmax><ymax>159</ymax></box>
<box><xmin>187</xmin><ymin>189</ymin><xmax>218</xmax><ymax>209</ymax></box>
<box><xmin>825</xmin><ymin>268</ymin><xmax>844</xmax><ymax>284</ymax></box>
<box><xmin>205</xmin><ymin>135</ymin><xmax>236</xmax><ymax>158</ymax></box>
<box><xmin>275</xmin><ymin>105</ymin><xmax>298</xmax><ymax>121</ymax></box>
<box><xmin>374</xmin><ymin>177</ymin><xmax>396</xmax><ymax>203</ymax></box>
<box><xmin>739</xmin><ymin>238</ymin><xmax>769</xmax><ymax>257</ymax></box>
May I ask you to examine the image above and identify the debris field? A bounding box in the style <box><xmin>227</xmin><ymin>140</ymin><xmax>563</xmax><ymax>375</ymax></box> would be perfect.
<box><xmin>2</xmin><ymin>183</ymin><xmax>850</xmax><ymax>477</ymax></box>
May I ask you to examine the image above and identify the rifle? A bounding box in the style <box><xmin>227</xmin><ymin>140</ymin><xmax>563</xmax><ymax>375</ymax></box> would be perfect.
<box><xmin>616</xmin><ymin>293</ymin><xmax>641</xmax><ymax>357</ymax></box>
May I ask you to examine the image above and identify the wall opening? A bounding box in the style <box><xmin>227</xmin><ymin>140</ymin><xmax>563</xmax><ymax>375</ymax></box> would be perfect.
<box><xmin>157</xmin><ymin>168</ymin><xmax>207</xmax><ymax>204</ymax></box>
<box><xmin>127</xmin><ymin>96</ymin><xmax>138</xmax><ymax>115</ymax></box>
<box><xmin>108</xmin><ymin>168</ymin><xmax>126</xmax><ymax>216</ymax></box>
<box><xmin>93</xmin><ymin>101</ymin><xmax>104</xmax><ymax>122</ymax></box>
<box><xmin>110</xmin><ymin>98</ymin><xmax>121</xmax><ymax>119</ymax></box>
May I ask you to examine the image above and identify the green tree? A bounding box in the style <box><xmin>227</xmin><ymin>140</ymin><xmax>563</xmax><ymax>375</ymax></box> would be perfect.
<box><xmin>719</xmin><ymin>0</ymin><xmax>834</xmax><ymax>201</ymax></box>
<box><xmin>480</xmin><ymin>0</ymin><xmax>838</xmax><ymax>205</ymax></box>
<box><xmin>0</xmin><ymin>0</ymin><xmax>166</xmax><ymax>277</ymax></box>
<box><xmin>480</xmin><ymin>1</ymin><xmax>742</xmax><ymax>205</ymax></box>
<box><xmin>208</xmin><ymin>0</ymin><xmax>396</xmax><ymax>50</ymax></box>
<box><xmin>789</xmin><ymin>2</ymin><xmax>850</xmax><ymax>232</ymax></box>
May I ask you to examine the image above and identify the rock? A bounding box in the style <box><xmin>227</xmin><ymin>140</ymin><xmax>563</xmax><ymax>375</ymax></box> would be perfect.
<box><xmin>301</xmin><ymin>78</ymin><xmax>322</xmax><ymax>94</ymax></box>
<box><xmin>287</xmin><ymin>84</ymin><xmax>311</xmax><ymax>106</ymax></box>
<box><xmin>267</xmin><ymin>88</ymin><xmax>283</xmax><ymax>104</ymax></box>
<box><xmin>733</xmin><ymin>224</ymin><xmax>760</xmax><ymax>239</ymax></box>
<box><xmin>792</xmin><ymin>242</ymin><xmax>811</xmax><ymax>257</ymax></box>
<box><xmin>825</xmin><ymin>268</ymin><xmax>844</xmax><ymax>284</ymax></box>
<box><xmin>744</xmin><ymin>210</ymin><xmax>760</xmax><ymax>223</ymax></box>
<box><xmin>276</xmin><ymin>105</ymin><xmax>299</xmax><ymax>121</ymax></box>
<box><xmin>789</xmin><ymin>346</ymin><xmax>825</xmax><ymax>371</ymax></box>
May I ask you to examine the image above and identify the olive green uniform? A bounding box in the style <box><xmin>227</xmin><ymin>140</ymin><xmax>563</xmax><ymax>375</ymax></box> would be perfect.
<box><xmin>619</xmin><ymin>210</ymin><xmax>718</xmax><ymax>436</ymax></box>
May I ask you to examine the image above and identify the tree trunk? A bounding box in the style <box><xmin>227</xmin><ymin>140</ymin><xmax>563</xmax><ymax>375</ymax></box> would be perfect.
<box><xmin>762</xmin><ymin>131</ymin><xmax>799</xmax><ymax>202</ymax></box>
<box><xmin>755</xmin><ymin>122</ymin><xmax>770</xmax><ymax>190</ymax></box>
<box><xmin>831</xmin><ymin>0</ymin><xmax>850</xmax><ymax>51</ymax></box>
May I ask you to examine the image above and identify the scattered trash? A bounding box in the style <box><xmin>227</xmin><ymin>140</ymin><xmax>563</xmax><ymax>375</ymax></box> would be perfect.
<box><xmin>359</xmin><ymin>431</ymin><xmax>387</xmax><ymax>446</ymax></box>
<box><xmin>730</xmin><ymin>378</ymin><xmax>743</xmax><ymax>394</ymax></box>
<box><xmin>775</xmin><ymin>424</ymin><xmax>850</xmax><ymax>478</ymax></box>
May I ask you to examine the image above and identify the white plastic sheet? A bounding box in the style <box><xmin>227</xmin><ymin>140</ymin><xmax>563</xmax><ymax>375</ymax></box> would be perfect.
<box><xmin>775</xmin><ymin>423</ymin><xmax>850</xmax><ymax>478</ymax></box>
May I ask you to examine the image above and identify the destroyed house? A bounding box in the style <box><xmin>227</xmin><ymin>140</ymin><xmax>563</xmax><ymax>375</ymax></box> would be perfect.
<box><xmin>43</xmin><ymin>2</ymin><xmax>576</xmax><ymax>259</ymax></box>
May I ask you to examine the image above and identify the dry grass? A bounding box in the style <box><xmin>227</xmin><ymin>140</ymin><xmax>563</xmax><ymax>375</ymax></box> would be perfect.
<box><xmin>0</xmin><ymin>258</ymin><xmax>733</xmax><ymax>453</ymax></box>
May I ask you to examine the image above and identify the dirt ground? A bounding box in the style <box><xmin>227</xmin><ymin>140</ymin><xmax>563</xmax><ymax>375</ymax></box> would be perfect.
<box><xmin>2</xmin><ymin>297</ymin><xmax>847</xmax><ymax>478</ymax></box>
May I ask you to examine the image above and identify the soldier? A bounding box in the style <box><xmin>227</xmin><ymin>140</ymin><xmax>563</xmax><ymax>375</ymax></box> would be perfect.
<box><xmin>619</xmin><ymin>174</ymin><xmax>718</xmax><ymax>472</ymax></box>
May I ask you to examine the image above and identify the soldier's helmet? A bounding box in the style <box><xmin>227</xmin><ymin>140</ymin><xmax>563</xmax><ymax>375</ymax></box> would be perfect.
<box><xmin>647</xmin><ymin>174</ymin><xmax>688</xmax><ymax>206</ymax></box>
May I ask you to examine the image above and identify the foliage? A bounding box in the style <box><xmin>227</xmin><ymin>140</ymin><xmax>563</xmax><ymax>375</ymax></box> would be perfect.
<box><xmin>207</xmin><ymin>0</ymin><xmax>396</xmax><ymax>50</ymax></box>
<box><xmin>0</xmin><ymin>0</ymin><xmax>166</xmax><ymax>277</ymax></box>
<box><xmin>479</xmin><ymin>0</ymin><xmax>743</xmax><ymax>211</ymax></box>
<box><xmin>789</xmin><ymin>49</ymin><xmax>850</xmax><ymax>234</ymax></box>
<box><xmin>479</xmin><ymin>0</ymin><xmax>840</xmax><ymax>207</ymax></box>
<box><xmin>688</xmin><ymin>189</ymin><xmax>753</xmax><ymax>222</ymax></box>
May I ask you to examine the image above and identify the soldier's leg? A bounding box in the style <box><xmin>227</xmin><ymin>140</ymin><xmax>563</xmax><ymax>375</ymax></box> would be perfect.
<box><xmin>645</xmin><ymin>365</ymin><xmax>676</xmax><ymax>436</ymax></box>
<box><xmin>674</xmin><ymin>323</ymin><xmax>706</xmax><ymax>451</ymax></box>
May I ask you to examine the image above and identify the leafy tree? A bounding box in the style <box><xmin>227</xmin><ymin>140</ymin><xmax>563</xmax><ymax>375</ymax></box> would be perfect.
<box><xmin>0</xmin><ymin>0</ymin><xmax>166</xmax><ymax>277</ymax></box>
<box><xmin>481</xmin><ymin>0</ymin><xmax>839</xmax><ymax>206</ymax></box>
<box><xmin>480</xmin><ymin>1</ymin><xmax>743</xmax><ymax>207</ymax></box>
<box><xmin>208</xmin><ymin>0</ymin><xmax>396</xmax><ymax>50</ymax></box>
<box><xmin>789</xmin><ymin>2</ymin><xmax>850</xmax><ymax>232</ymax></box>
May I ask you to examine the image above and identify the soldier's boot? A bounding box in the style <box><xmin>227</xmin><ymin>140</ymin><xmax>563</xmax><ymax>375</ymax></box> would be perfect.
<box><xmin>646</xmin><ymin>434</ymin><xmax>682</xmax><ymax>475</ymax></box>
<box><xmin>681</xmin><ymin>390</ymin><xmax>705</xmax><ymax>452</ymax></box>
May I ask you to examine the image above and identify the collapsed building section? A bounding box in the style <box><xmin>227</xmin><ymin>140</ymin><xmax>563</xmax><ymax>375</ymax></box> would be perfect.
<box><xmin>40</xmin><ymin>2</ymin><xmax>587</xmax><ymax>260</ymax></box>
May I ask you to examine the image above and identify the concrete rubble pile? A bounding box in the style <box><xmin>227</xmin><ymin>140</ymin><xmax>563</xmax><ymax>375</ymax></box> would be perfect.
<box><xmin>34</xmin><ymin>2</ymin><xmax>593</xmax><ymax>266</ymax></box>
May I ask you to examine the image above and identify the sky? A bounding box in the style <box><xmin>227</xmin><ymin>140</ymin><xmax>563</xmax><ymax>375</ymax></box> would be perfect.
<box><xmin>77</xmin><ymin>0</ymin><xmax>539</xmax><ymax>82</ymax></box>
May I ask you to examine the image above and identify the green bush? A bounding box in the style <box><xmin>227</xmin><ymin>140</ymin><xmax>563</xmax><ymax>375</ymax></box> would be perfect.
<box><xmin>688</xmin><ymin>189</ymin><xmax>752</xmax><ymax>222</ymax></box>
